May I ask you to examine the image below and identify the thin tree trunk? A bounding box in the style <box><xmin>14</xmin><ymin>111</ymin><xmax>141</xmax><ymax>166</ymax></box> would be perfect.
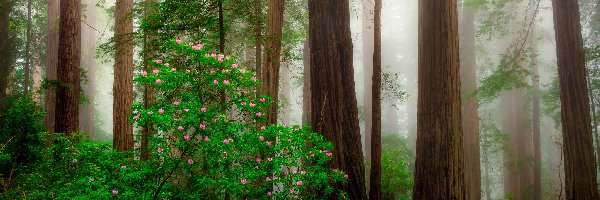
<box><xmin>308</xmin><ymin>0</ymin><xmax>367</xmax><ymax>198</ymax></box>
<box><xmin>459</xmin><ymin>5</ymin><xmax>481</xmax><ymax>200</ymax></box>
<box><xmin>254</xmin><ymin>0</ymin><xmax>263</xmax><ymax>79</ymax></box>
<box><xmin>412</xmin><ymin>0</ymin><xmax>464</xmax><ymax>198</ymax></box>
<box><xmin>45</xmin><ymin>0</ymin><xmax>59</xmax><ymax>132</ymax></box>
<box><xmin>24</xmin><ymin>0</ymin><xmax>32</xmax><ymax>95</ymax></box>
<box><xmin>368</xmin><ymin>0</ymin><xmax>382</xmax><ymax>199</ymax></box>
<box><xmin>32</xmin><ymin>53</ymin><xmax>42</xmax><ymax>104</ymax></box>
<box><xmin>55</xmin><ymin>0</ymin><xmax>82</xmax><ymax>135</ymax></box>
<box><xmin>532</xmin><ymin>32</ymin><xmax>542</xmax><ymax>200</ymax></box>
<box><xmin>81</xmin><ymin>0</ymin><xmax>97</xmax><ymax>136</ymax></box>
<box><xmin>0</xmin><ymin>0</ymin><xmax>11</xmax><ymax>110</ymax></box>
<box><xmin>281</xmin><ymin>63</ymin><xmax>291</xmax><ymax>125</ymax></box>
<box><xmin>219</xmin><ymin>0</ymin><xmax>224</xmax><ymax>53</ymax></box>
<box><xmin>552</xmin><ymin>0</ymin><xmax>600</xmax><ymax>198</ymax></box>
<box><xmin>362</xmin><ymin>0</ymin><xmax>374</xmax><ymax>162</ymax></box>
<box><xmin>113</xmin><ymin>0</ymin><xmax>134</xmax><ymax>151</ymax></box>
<box><xmin>260</xmin><ymin>0</ymin><xmax>285</xmax><ymax>124</ymax></box>
<box><xmin>141</xmin><ymin>0</ymin><xmax>157</xmax><ymax>160</ymax></box>
<box><xmin>302</xmin><ymin>40</ymin><xmax>311</xmax><ymax>125</ymax></box>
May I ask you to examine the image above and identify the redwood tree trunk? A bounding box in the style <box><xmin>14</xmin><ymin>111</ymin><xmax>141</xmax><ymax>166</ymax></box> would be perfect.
<box><xmin>55</xmin><ymin>0</ymin><xmax>82</xmax><ymax>134</ymax></box>
<box><xmin>368</xmin><ymin>0</ymin><xmax>382</xmax><ymax>199</ymax></box>
<box><xmin>141</xmin><ymin>0</ymin><xmax>157</xmax><ymax>160</ymax></box>
<box><xmin>412</xmin><ymin>0</ymin><xmax>465</xmax><ymax>198</ymax></box>
<box><xmin>308</xmin><ymin>0</ymin><xmax>367</xmax><ymax>199</ymax></box>
<box><xmin>552</xmin><ymin>0</ymin><xmax>600</xmax><ymax>198</ymax></box>
<box><xmin>362</xmin><ymin>0</ymin><xmax>374</xmax><ymax>161</ymax></box>
<box><xmin>45</xmin><ymin>0</ymin><xmax>59</xmax><ymax>132</ymax></box>
<box><xmin>302</xmin><ymin>40</ymin><xmax>311</xmax><ymax>125</ymax></box>
<box><xmin>81</xmin><ymin>0</ymin><xmax>97</xmax><ymax>136</ymax></box>
<box><xmin>261</xmin><ymin>0</ymin><xmax>285</xmax><ymax>125</ymax></box>
<box><xmin>254</xmin><ymin>0</ymin><xmax>263</xmax><ymax>79</ymax></box>
<box><xmin>0</xmin><ymin>0</ymin><xmax>11</xmax><ymax>110</ymax></box>
<box><xmin>24</xmin><ymin>0</ymin><xmax>32</xmax><ymax>95</ymax></box>
<box><xmin>459</xmin><ymin>5</ymin><xmax>481</xmax><ymax>200</ymax></box>
<box><xmin>113</xmin><ymin>0</ymin><xmax>134</xmax><ymax>151</ymax></box>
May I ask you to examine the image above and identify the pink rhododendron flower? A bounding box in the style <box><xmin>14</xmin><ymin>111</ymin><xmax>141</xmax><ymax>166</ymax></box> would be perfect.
<box><xmin>184</xmin><ymin>108</ymin><xmax>190</xmax><ymax>112</ymax></box>
<box><xmin>292</xmin><ymin>170</ymin><xmax>297</xmax><ymax>174</ymax></box>
<box><xmin>204</xmin><ymin>136</ymin><xmax>210</xmax><ymax>141</ymax></box>
<box><xmin>256</xmin><ymin>158</ymin><xmax>262</xmax><ymax>163</ymax></box>
<box><xmin>333</xmin><ymin>169</ymin><xmax>338</xmax><ymax>173</ymax></box>
<box><xmin>89</xmin><ymin>178</ymin><xmax>94</xmax><ymax>182</ymax></box>
<box><xmin>186</xmin><ymin>69</ymin><xmax>191</xmax><ymax>73</ymax></box>
<box><xmin>153</xmin><ymin>69</ymin><xmax>160</xmax><ymax>74</ymax></box>
<box><xmin>156</xmin><ymin>59</ymin><xmax>163</xmax><ymax>64</ymax></box>
<box><xmin>256</xmin><ymin>112</ymin><xmax>262</xmax><ymax>117</ymax></box>
<box><xmin>157</xmin><ymin>148</ymin><xmax>164</xmax><ymax>154</ymax></box>
<box><xmin>260</xmin><ymin>126</ymin><xmax>265</xmax><ymax>130</ymax></box>
<box><xmin>141</xmin><ymin>71</ymin><xmax>147</xmax><ymax>76</ymax></box>
<box><xmin>223</xmin><ymin>139</ymin><xmax>229</xmax><ymax>144</ymax></box>
<box><xmin>72</xmin><ymin>159</ymin><xmax>77</xmax><ymax>163</ymax></box>
<box><xmin>223</xmin><ymin>80</ymin><xmax>229</xmax><ymax>85</ymax></box>
<box><xmin>184</xmin><ymin>135</ymin><xmax>190</xmax><ymax>141</ymax></box>
<box><xmin>285</xmin><ymin>171</ymin><xmax>288</xmax><ymax>176</ymax></box>
<box><xmin>218</xmin><ymin>57</ymin><xmax>224</xmax><ymax>63</ymax></box>
<box><xmin>199</xmin><ymin>124</ymin><xmax>206</xmax><ymax>129</ymax></box>
<box><xmin>71</xmin><ymin>151</ymin><xmax>77</xmax><ymax>155</ymax></box>
<box><xmin>326</xmin><ymin>152</ymin><xmax>333</xmax><ymax>157</ymax></box>
<box><xmin>171</xmin><ymin>68</ymin><xmax>176</xmax><ymax>72</ymax></box>
<box><xmin>266</xmin><ymin>141</ymin><xmax>272</xmax><ymax>146</ymax></box>
<box><xmin>121</xmin><ymin>165</ymin><xmax>126</xmax><ymax>169</ymax></box>
<box><xmin>156</xmin><ymin>79</ymin><xmax>162</xmax><ymax>84</ymax></box>
<box><xmin>188</xmin><ymin>159</ymin><xmax>194</xmax><ymax>165</ymax></box>
<box><xmin>241</xmin><ymin>102</ymin><xmax>247</xmax><ymax>106</ymax></box>
<box><xmin>173</xmin><ymin>101</ymin><xmax>179</xmax><ymax>105</ymax></box>
<box><xmin>252</xmin><ymin>77</ymin><xmax>257</xmax><ymax>81</ymax></box>
<box><xmin>259</xmin><ymin>136</ymin><xmax>264</xmax><ymax>141</ymax></box>
<box><xmin>260</xmin><ymin>98</ymin><xmax>266</xmax><ymax>102</ymax></box>
<box><xmin>241</xmin><ymin>179</ymin><xmax>247</xmax><ymax>184</ymax></box>
<box><xmin>266</xmin><ymin>177</ymin><xmax>271</xmax><ymax>181</ymax></box>
<box><xmin>201</xmin><ymin>107</ymin><xmax>207</xmax><ymax>112</ymax></box>
<box><xmin>297</xmin><ymin>181</ymin><xmax>303</xmax><ymax>186</ymax></box>
<box><xmin>240</xmin><ymin>69</ymin><xmax>246</xmax><ymax>74</ymax></box>
<box><xmin>268</xmin><ymin>157</ymin><xmax>273</xmax><ymax>162</ymax></box>
<box><xmin>344</xmin><ymin>174</ymin><xmax>349</xmax><ymax>179</ymax></box>
<box><xmin>148</xmin><ymin>111</ymin><xmax>154</xmax><ymax>115</ymax></box>
<box><xmin>250</xmin><ymin>103</ymin><xmax>256</xmax><ymax>107</ymax></box>
<box><xmin>290</xmin><ymin>188</ymin><xmax>295</xmax><ymax>193</ymax></box>
<box><xmin>158</xmin><ymin>108</ymin><xmax>164</xmax><ymax>114</ymax></box>
<box><xmin>213</xmin><ymin>80</ymin><xmax>218</xmax><ymax>84</ymax></box>
<box><xmin>267</xmin><ymin>192</ymin><xmax>272</xmax><ymax>196</ymax></box>
<box><xmin>178</xmin><ymin>126</ymin><xmax>184</xmax><ymax>131</ymax></box>
<box><xmin>232</xmin><ymin>63</ymin><xmax>238</xmax><ymax>69</ymax></box>
<box><xmin>242</xmin><ymin>90</ymin><xmax>248</xmax><ymax>95</ymax></box>
<box><xmin>210</xmin><ymin>70</ymin><xmax>215</xmax><ymax>74</ymax></box>
<box><xmin>176</xmin><ymin>38</ymin><xmax>182</xmax><ymax>44</ymax></box>
<box><xmin>112</xmin><ymin>190</ymin><xmax>118</xmax><ymax>195</ymax></box>
<box><xmin>301</xmin><ymin>170</ymin><xmax>306</xmax><ymax>175</ymax></box>
<box><xmin>165</xmin><ymin>63</ymin><xmax>170</xmax><ymax>67</ymax></box>
<box><xmin>211</xmin><ymin>53</ymin><xmax>217</xmax><ymax>59</ymax></box>
<box><xmin>173</xmin><ymin>117</ymin><xmax>178</xmax><ymax>121</ymax></box>
<box><xmin>133</xmin><ymin>115</ymin><xmax>139</xmax><ymax>120</ymax></box>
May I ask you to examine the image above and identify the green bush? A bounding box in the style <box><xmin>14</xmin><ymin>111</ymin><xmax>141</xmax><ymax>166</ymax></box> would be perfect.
<box><xmin>375</xmin><ymin>134</ymin><xmax>414</xmax><ymax>200</ymax></box>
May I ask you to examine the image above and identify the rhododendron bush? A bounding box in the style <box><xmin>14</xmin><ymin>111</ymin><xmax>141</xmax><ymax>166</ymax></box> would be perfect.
<box><xmin>131</xmin><ymin>39</ymin><xmax>347</xmax><ymax>199</ymax></box>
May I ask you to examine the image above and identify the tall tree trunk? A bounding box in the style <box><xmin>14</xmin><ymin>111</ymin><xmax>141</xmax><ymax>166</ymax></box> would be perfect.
<box><xmin>362</xmin><ymin>0</ymin><xmax>374</xmax><ymax>162</ymax></box>
<box><xmin>113</xmin><ymin>0</ymin><xmax>134</xmax><ymax>151</ymax></box>
<box><xmin>55</xmin><ymin>0</ymin><xmax>82</xmax><ymax>134</ymax></box>
<box><xmin>459</xmin><ymin>5</ymin><xmax>481</xmax><ymax>200</ymax></box>
<box><xmin>531</xmin><ymin>29</ymin><xmax>541</xmax><ymax>200</ymax></box>
<box><xmin>308</xmin><ymin>0</ymin><xmax>367</xmax><ymax>199</ymax></box>
<box><xmin>254</xmin><ymin>0</ymin><xmax>263</xmax><ymax>79</ymax></box>
<box><xmin>32</xmin><ymin>53</ymin><xmax>42</xmax><ymax>104</ymax></box>
<box><xmin>412</xmin><ymin>0</ymin><xmax>464</xmax><ymax>198</ymax></box>
<box><xmin>141</xmin><ymin>0</ymin><xmax>157</xmax><ymax>160</ymax></box>
<box><xmin>0</xmin><ymin>0</ymin><xmax>11</xmax><ymax>110</ymax></box>
<box><xmin>80</xmin><ymin>0</ymin><xmax>97</xmax><ymax>136</ymax></box>
<box><xmin>219</xmin><ymin>0</ymin><xmax>224</xmax><ymax>53</ymax></box>
<box><xmin>368</xmin><ymin>0</ymin><xmax>382</xmax><ymax>199</ymax></box>
<box><xmin>551</xmin><ymin>0</ymin><xmax>600</xmax><ymax>198</ymax></box>
<box><xmin>281</xmin><ymin>63</ymin><xmax>291</xmax><ymax>125</ymax></box>
<box><xmin>24</xmin><ymin>0</ymin><xmax>32</xmax><ymax>95</ymax></box>
<box><xmin>483</xmin><ymin>144</ymin><xmax>492</xmax><ymax>200</ymax></box>
<box><xmin>260</xmin><ymin>0</ymin><xmax>285</xmax><ymax>125</ymax></box>
<box><xmin>302</xmin><ymin>40</ymin><xmax>311</xmax><ymax>125</ymax></box>
<box><xmin>45</xmin><ymin>0</ymin><xmax>59</xmax><ymax>132</ymax></box>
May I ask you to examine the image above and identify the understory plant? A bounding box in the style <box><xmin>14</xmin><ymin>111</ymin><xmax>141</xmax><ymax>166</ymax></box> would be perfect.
<box><xmin>131</xmin><ymin>38</ymin><xmax>347</xmax><ymax>199</ymax></box>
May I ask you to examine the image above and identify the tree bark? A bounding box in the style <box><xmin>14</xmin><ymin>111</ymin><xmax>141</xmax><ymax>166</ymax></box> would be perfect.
<box><xmin>254</xmin><ymin>0</ymin><xmax>263</xmax><ymax>79</ymax></box>
<box><xmin>45</xmin><ymin>0</ymin><xmax>59</xmax><ymax>132</ymax></box>
<box><xmin>80</xmin><ymin>0</ymin><xmax>97</xmax><ymax>136</ymax></box>
<box><xmin>368</xmin><ymin>0</ymin><xmax>382</xmax><ymax>199</ymax></box>
<box><xmin>308</xmin><ymin>0</ymin><xmax>367</xmax><ymax>199</ymax></box>
<box><xmin>302</xmin><ymin>40</ymin><xmax>311</xmax><ymax>125</ymax></box>
<box><xmin>552</xmin><ymin>0</ymin><xmax>600</xmax><ymax>198</ymax></box>
<box><xmin>141</xmin><ymin>0</ymin><xmax>158</xmax><ymax>160</ymax></box>
<box><xmin>0</xmin><ymin>0</ymin><xmax>12</xmax><ymax>110</ymax></box>
<box><xmin>459</xmin><ymin>5</ymin><xmax>481</xmax><ymax>200</ymax></box>
<box><xmin>260</xmin><ymin>0</ymin><xmax>285</xmax><ymax>125</ymax></box>
<box><xmin>24</xmin><ymin>0</ymin><xmax>32</xmax><ymax>95</ymax></box>
<box><xmin>412</xmin><ymin>1</ymin><xmax>465</xmax><ymax>198</ymax></box>
<box><xmin>113</xmin><ymin>0</ymin><xmax>134</xmax><ymax>151</ymax></box>
<box><xmin>362</xmin><ymin>0</ymin><xmax>374</xmax><ymax>162</ymax></box>
<box><xmin>55</xmin><ymin>0</ymin><xmax>82</xmax><ymax>135</ymax></box>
